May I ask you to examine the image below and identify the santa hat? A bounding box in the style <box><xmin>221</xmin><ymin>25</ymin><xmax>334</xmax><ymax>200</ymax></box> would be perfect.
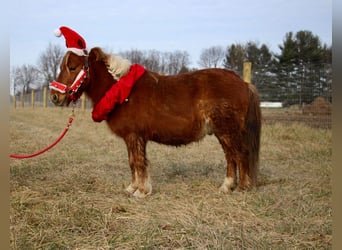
<box><xmin>54</xmin><ymin>26</ymin><xmax>88</xmax><ymax>56</ymax></box>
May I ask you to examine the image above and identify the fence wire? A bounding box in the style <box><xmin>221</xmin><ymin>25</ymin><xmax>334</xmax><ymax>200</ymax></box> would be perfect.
<box><xmin>11</xmin><ymin>63</ymin><xmax>332</xmax><ymax>129</ymax></box>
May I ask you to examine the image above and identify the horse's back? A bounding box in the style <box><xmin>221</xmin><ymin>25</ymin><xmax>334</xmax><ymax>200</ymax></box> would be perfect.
<box><xmin>148</xmin><ymin>68</ymin><xmax>249</xmax><ymax>106</ymax></box>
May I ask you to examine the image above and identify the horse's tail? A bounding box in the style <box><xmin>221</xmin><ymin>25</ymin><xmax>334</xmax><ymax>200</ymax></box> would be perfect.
<box><xmin>245</xmin><ymin>83</ymin><xmax>262</xmax><ymax>187</ymax></box>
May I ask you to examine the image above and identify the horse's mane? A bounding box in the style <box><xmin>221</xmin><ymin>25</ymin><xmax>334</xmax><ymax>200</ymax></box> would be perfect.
<box><xmin>106</xmin><ymin>54</ymin><xmax>131</xmax><ymax>80</ymax></box>
<box><xmin>89</xmin><ymin>47</ymin><xmax>132</xmax><ymax>81</ymax></box>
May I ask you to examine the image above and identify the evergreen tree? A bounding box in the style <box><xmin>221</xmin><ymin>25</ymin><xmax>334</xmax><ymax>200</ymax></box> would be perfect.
<box><xmin>223</xmin><ymin>43</ymin><xmax>245</xmax><ymax>74</ymax></box>
<box><xmin>223</xmin><ymin>41</ymin><xmax>277</xmax><ymax>101</ymax></box>
<box><xmin>276</xmin><ymin>30</ymin><xmax>331</xmax><ymax>105</ymax></box>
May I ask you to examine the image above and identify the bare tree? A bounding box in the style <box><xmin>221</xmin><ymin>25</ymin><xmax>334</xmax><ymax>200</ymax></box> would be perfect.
<box><xmin>198</xmin><ymin>46</ymin><xmax>225</xmax><ymax>68</ymax></box>
<box><xmin>165</xmin><ymin>50</ymin><xmax>190</xmax><ymax>75</ymax></box>
<box><xmin>120</xmin><ymin>49</ymin><xmax>190</xmax><ymax>75</ymax></box>
<box><xmin>120</xmin><ymin>49</ymin><xmax>145</xmax><ymax>65</ymax></box>
<box><xmin>38</xmin><ymin>43</ymin><xmax>64</xmax><ymax>87</ymax></box>
<box><xmin>11</xmin><ymin>64</ymin><xmax>41</xmax><ymax>95</ymax></box>
<box><xmin>144</xmin><ymin>50</ymin><xmax>162</xmax><ymax>72</ymax></box>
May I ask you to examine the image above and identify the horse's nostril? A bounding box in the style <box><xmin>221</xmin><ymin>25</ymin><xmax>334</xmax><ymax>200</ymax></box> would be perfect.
<box><xmin>51</xmin><ymin>94</ymin><xmax>58</xmax><ymax>103</ymax></box>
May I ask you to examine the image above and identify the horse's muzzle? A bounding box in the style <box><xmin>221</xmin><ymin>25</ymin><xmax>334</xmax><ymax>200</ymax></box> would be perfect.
<box><xmin>50</xmin><ymin>92</ymin><xmax>67</xmax><ymax>106</ymax></box>
<box><xmin>51</xmin><ymin>93</ymin><xmax>58</xmax><ymax>103</ymax></box>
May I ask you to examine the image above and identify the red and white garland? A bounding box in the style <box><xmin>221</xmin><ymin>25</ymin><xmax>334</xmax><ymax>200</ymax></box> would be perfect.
<box><xmin>91</xmin><ymin>64</ymin><xmax>146</xmax><ymax>122</ymax></box>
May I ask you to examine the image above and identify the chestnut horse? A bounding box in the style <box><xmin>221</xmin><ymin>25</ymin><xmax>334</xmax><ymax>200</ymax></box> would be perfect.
<box><xmin>50</xmin><ymin>47</ymin><xmax>261</xmax><ymax>198</ymax></box>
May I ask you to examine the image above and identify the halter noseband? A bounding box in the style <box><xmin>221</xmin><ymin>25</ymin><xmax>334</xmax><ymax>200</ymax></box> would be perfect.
<box><xmin>49</xmin><ymin>56</ymin><xmax>89</xmax><ymax>102</ymax></box>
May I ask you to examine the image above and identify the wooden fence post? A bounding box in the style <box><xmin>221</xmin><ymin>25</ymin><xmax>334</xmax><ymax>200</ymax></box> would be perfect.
<box><xmin>43</xmin><ymin>87</ymin><xmax>47</xmax><ymax>108</ymax></box>
<box><xmin>243</xmin><ymin>62</ymin><xmax>252</xmax><ymax>84</ymax></box>
<box><xmin>81</xmin><ymin>93</ymin><xmax>86</xmax><ymax>111</ymax></box>
<box><xmin>13</xmin><ymin>95</ymin><xmax>16</xmax><ymax>109</ymax></box>
<box><xmin>21</xmin><ymin>92</ymin><xmax>24</xmax><ymax>108</ymax></box>
<box><xmin>31</xmin><ymin>90</ymin><xmax>35</xmax><ymax>108</ymax></box>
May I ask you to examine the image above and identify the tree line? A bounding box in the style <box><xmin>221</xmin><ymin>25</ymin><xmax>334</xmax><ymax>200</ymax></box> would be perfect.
<box><xmin>11</xmin><ymin>30</ymin><xmax>332</xmax><ymax>105</ymax></box>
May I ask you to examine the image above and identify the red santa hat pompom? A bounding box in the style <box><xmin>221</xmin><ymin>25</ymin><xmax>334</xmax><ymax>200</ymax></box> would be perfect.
<box><xmin>54</xmin><ymin>26</ymin><xmax>88</xmax><ymax>56</ymax></box>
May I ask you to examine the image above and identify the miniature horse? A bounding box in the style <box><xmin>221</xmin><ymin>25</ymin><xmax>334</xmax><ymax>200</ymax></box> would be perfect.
<box><xmin>50</xmin><ymin>47</ymin><xmax>261</xmax><ymax>198</ymax></box>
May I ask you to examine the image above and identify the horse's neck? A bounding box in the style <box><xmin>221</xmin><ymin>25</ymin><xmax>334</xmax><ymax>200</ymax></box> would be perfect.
<box><xmin>85</xmin><ymin>65</ymin><xmax>117</xmax><ymax>106</ymax></box>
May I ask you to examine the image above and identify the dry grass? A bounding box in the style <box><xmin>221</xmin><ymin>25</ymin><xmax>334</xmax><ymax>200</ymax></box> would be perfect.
<box><xmin>10</xmin><ymin>107</ymin><xmax>332</xmax><ymax>249</ymax></box>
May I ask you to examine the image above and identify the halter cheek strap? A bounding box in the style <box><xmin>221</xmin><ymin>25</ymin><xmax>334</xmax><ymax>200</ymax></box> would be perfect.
<box><xmin>49</xmin><ymin>68</ymin><xmax>87</xmax><ymax>95</ymax></box>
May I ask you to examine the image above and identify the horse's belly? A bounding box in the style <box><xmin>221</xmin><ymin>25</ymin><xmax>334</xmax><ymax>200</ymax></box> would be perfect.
<box><xmin>148</xmin><ymin>115</ymin><xmax>210</xmax><ymax>146</ymax></box>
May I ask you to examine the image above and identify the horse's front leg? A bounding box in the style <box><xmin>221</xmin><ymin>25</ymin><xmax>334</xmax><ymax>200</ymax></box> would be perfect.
<box><xmin>126</xmin><ymin>161</ymin><xmax>138</xmax><ymax>194</ymax></box>
<box><xmin>125</xmin><ymin>134</ymin><xmax>152</xmax><ymax>198</ymax></box>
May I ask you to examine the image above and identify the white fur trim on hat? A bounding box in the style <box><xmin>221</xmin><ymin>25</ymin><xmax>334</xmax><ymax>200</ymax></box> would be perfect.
<box><xmin>54</xmin><ymin>28</ymin><xmax>62</xmax><ymax>37</ymax></box>
<box><xmin>67</xmin><ymin>47</ymin><xmax>88</xmax><ymax>56</ymax></box>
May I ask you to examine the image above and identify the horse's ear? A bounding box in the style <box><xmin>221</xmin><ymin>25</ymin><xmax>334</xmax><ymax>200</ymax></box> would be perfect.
<box><xmin>89</xmin><ymin>47</ymin><xmax>107</xmax><ymax>63</ymax></box>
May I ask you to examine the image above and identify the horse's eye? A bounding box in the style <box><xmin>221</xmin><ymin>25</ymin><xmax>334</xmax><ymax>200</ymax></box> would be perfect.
<box><xmin>69</xmin><ymin>67</ymin><xmax>76</xmax><ymax>72</ymax></box>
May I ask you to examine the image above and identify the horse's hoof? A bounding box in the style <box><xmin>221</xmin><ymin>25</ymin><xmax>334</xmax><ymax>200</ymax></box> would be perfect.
<box><xmin>219</xmin><ymin>185</ymin><xmax>234</xmax><ymax>194</ymax></box>
<box><xmin>126</xmin><ymin>184</ymin><xmax>138</xmax><ymax>194</ymax></box>
<box><xmin>219</xmin><ymin>177</ymin><xmax>236</xmax><ymax>193</ymax></box>
<box><xmin>133</xmin><ymin>189</ymin><xmax>151</xmax><ymax>198</ymax></box>
<box><xmin>132</xmin><ymin>182</ymin><xmax>152</xmax><ymax>198</ymax></box>
<box><xmin>237</xmin><ymin>184</ymin><xmax>255</xmax><ymax>192</ymax></box>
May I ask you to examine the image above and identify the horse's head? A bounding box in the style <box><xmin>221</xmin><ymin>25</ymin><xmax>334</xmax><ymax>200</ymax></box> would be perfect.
<box><xmin>49</xmin><ymin>51</ymin><xmax>88</xmax><ymax>106</ymax></box>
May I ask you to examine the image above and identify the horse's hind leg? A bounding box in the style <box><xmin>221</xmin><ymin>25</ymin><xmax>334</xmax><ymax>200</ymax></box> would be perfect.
<box><xmin>125</xmin><ymin>135</ymin><xmax>152</xmax><ymax>198</ymax></box>
<box><xmin>217</xmin><ymin>133</ymin><xmax>252</xmax><ymax>192</ymax></box>
<box><xmin>217</xmin><ymin>136</ymin><xmax>238</xmax><ymax>193</ymax></box>
<box><xmin>236</xmin><ymin>148</ymin><xmax>252</xmax><ymax>191</ymax></box>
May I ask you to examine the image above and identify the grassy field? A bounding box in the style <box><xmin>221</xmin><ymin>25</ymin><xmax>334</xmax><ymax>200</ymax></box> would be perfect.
<box><xmin>10</xmin><ymin>107</ymin><xmax>332</xmax><ymax>249</ymax></box>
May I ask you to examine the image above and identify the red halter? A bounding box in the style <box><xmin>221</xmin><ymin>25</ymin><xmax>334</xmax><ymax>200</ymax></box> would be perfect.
<box><xmin>49</xmin><ymin>67</ymin><xmax>87</xmax><ymax>101</ymax></box>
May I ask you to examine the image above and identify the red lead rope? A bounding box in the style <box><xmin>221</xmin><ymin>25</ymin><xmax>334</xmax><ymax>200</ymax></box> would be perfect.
<box><xmin>10</xmin><ymin>116</ymin><xmax>74</xmax><ymax>159</ymax></box>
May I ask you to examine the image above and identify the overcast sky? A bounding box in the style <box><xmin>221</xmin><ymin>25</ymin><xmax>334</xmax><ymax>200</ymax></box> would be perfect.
<box><xmin>9</xmin><ymin>0</ymin><xmax>331</xmax><ymax>68</ymax></box>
